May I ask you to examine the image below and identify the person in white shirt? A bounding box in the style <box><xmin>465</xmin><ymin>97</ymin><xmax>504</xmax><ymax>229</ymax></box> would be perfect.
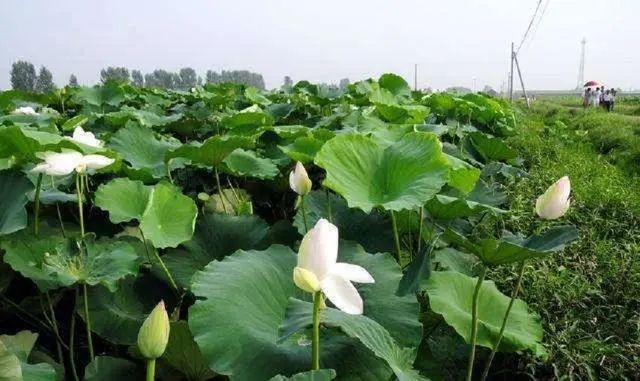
<box><xmin>593</xmin><ymin>87</ymin><xmax>601</xmax><ymax>107</ymax></box>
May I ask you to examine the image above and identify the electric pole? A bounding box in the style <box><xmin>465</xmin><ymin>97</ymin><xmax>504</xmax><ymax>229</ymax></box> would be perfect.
<box><xmin>414</xmin><ymin>64</ymin><xmax>418</xmax><ymax>91</ymax></box>
<box><xmin>576</xmin><ymin>37</ymin><xmax>586</xmax><ymax>90</ymax></box>
<box><xmin>509</xmin><ymin>42</ymin><xmax>514</xmax><ymax>102</ymax></box>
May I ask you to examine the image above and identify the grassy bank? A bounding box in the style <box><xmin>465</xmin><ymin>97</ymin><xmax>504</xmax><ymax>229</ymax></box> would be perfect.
<box><xmin>488</xmin><ymin>106</ymin><xmax>640</xmax><ymax>380</ymax></box>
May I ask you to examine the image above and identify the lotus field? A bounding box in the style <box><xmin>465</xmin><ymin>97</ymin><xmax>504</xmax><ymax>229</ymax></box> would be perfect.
<box><xmin>0</xmin><ymin>74</ymin><xmax>578</xmax><ymax>381</ymax></box>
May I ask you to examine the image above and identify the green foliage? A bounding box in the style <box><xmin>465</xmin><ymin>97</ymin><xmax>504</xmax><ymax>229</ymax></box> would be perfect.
<box><xmin>10</xmin><ymin>61</ymin><xmax>37</xmax><ymax>92</ymax></box>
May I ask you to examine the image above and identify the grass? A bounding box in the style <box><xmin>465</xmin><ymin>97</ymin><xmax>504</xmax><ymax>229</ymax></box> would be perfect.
<box><xmin>486</xmin><ymin>106</ymin><xmax>640</xmax><ymax>380</ymax></box>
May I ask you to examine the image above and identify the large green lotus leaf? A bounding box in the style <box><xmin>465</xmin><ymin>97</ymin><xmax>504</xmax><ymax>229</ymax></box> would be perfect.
<box><xmin>94</xmin><ymin>178</ymin><xmax>151</xmax><ymax>223</ymax></box>
<box><xmin>77</xmin><ymin>276</ymin><xmax>174</xmax><ymax>345</ymax></box>
<box><xmin>444</xmin><ymin>154</ymin><xmax>480</xmax><ymax>194</ymax></box>
<box><xmin>139</xmin><ymin>182</ymin><xmax>197</xmax><ymax>249</ymax></box>
<box><xmin>375</xmin><ymin>104</ymin><xmax>429</xmax><ymax>124</ymax></box>
<box><xmin>465</xmin><ymin>132</ymin><xmax>517</xmax><ymax>163</ymax></box>
<box><xmin>83</xmin><ymin>356</ymin><xmax>143</xmax><ymax>381</ymax></box>
<box><xmin>293</xmin><ymin>190</ymin><xmax>394</xmax><ymax>257</ymax></box>
<box><xmin>432</xmin><ymin>247</ymin><xmax>479</xmax><ymax>276</ymax></box>
<box><xmin>221</xmin><ymin>109</ymin><xmax>274</xmax><ymax>135</ymax></box>
<box><xmin>424</xmin><ymin>271</ymin><xmax>545</xmax><ymax>355</ymax></box>
<box><xmin>71</xmin><ymin>83</ymin><xmax>125</xmax><ymax>107</ymax></box>
<box><xmin>166</xmin><ymin>135</ymin><xmax>253</xmax><ymax>168</ymax></box>
<box><xmin>43</xmin><ymin>234</ymin><xmax>140</xmax><ymax>291</ymax></box>
<box><xmin>189</xmin><ymin>243</ymin><xmax>421</xmax><ymax>380</ymax></box>
<box><xmin>108</xmin><ymin>122</ymin><xmax>180</xmax><ymax>179</ymax></box>
<box><xmin>162</xmin><ymin>213</ymin><xmax>269</xmax><ymax>288</ymax></box>
<box><xmin>0</xmin><ymin>171</ymin><xmax>33</xmax><ymax>235</ymax></box>
<box><xmin>378</xmin><ymin>74</ymin><xmax>411</xmax><ymax>99</ymax></box>
<box><xmin>1</xmin><ymin>231</ymin><xmax>65</xmax><ymax>291</ymax></box>
<box><xmin>314</xmin><ymin>132</ymin><xmax>449</xmax><ymax>212</ymax></box>
<box><xmin>281</xmin><ymin>299</ymin><xmax>427</xmax><ymax>381</ymax></box>
<box><xmin>279</xmin><ymin>137</ymin><xmax>326</xmax><ymax>163</ymax></box>
<box><xmin>425</xmin><ymin>195</ymin><xmax>504</xmax><ymax>220</ymax></box>
<box><xmin>245</xmin><ymin>87</ymin><xmax>272</xmax><ymax>106</ymax></box>
<box><xmin>269</xmin><ymin>370</ymin><xmax>336</xmax><ymax>381</ymax></box>
<box><xmin>104</xmin><ymin>106</ymin><xmax>182</xmax><ymax>128</ymax></box>
<box><xmin>60</xmin><ymin>115</ymin><xmax>88</xmax><ymax>132</ymax></box>
<box><xmin>0</xmin><ymin>126</ymin><xmax>69</xmax><ymax>162</ymax></box>
<box><xmin>0</xmin><ymin>332</ymin><xmax>56</xmax><ymax>381</ymax></box>
<box><xmin>162</xmin><ymin>321</ymin><xmax>215</xmax><ymax>381</ymax></box>
<box><xmin>443</xmin><ymin>225</ymin><xmax>578</xmax><ymax>266</ymax></box>
<box><xmin>0</xmin><ymin>340</ymin><xmax>22</xmax><ymax>381</ymax></box>
<box><xmin>222</xmin><ymin>149</ymin><xmax>279</xmax><ymax>179</ymax></box>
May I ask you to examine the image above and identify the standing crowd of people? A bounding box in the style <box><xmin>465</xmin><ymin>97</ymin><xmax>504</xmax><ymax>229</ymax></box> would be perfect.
<box><xmin>583</xmin><ymin>86</ymin><xmax>617</xmax><ymax>111</ymax></box>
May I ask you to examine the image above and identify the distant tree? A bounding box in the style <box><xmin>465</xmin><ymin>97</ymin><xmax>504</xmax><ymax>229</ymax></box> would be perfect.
<box><xmin>10</xmin><ymin>61</ymin><xmax>37</xmax><ymax>91</ymax></box>
<box><xmin>206</xmin><ymin>70</ymin><xmax>265</xmax><ymax>90</ymax></box>
<box><xmin>35</xmin><ymin>66</ymin><xmax>56</xmax><ymax>93</ymax></box>
<box><xmin>100</xmin><ymin>66</ymin><xmax>130</xmax><ymax>83</ymax></box>
<box><xmin>283</xmin><ymin>76</ymin><xmax>293</xmax><ymax>90</ymax></box>
<box><xmin>446</xmin><ymin>86</ymin><xmax>472</xmax><ymax>95</ymax></box>
<box><xmin>338</xmin><ymin>78</ymin><xmax>350</xmax><ymax>91</ymax></box>
<box><xmin>144</xmin><ymin>69</ymin><xmax>178</xmax><ymax>89</ymax></box>
<box><xmin>131</xmin><ymin>70</ymin><xmax>144</xmax><ymax>87</ymax></box>
<box><xmin>178</xmin><ymin>67</ymin><xmax>198</xmax><ymax>90</ymax></box>
<box><xmin>69</xmin><ymin>74</ymin><xmax>79</xmax><ymax>87</ymax></box>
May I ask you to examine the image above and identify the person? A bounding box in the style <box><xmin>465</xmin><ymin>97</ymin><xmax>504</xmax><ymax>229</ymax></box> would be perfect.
<box><xmin>600</xmin><ymin>86</ymin><xmax>607</xmax><ymax>109</ymax></box>
<box><xmin>593</xmin><ymin>87</ymin><xmax>601</xmax><ymax>107</ymax></box>
<box><xmin>610</xmin><ymin>88</ymin><xmax>617</xmax><ymax>111</ymax></box>
<box><xmin>603</xmin><ymin>90</ymin><xmax>612</xmax><ymax>112</ymax></box>
<box><xmin>583</xmin><ymin>87</ymin><xmax>591</xmax><ymax>108</ymax></box>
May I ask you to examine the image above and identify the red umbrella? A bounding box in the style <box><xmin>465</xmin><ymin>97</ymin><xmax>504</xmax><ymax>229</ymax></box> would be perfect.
<box><xmin>583</xmin><ymin>80</ymin><xmax>601</xmax><ymax>87</ymax></box>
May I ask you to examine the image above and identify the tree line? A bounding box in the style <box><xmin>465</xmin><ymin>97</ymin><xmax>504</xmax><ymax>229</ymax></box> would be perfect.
<box><xmin>8</xmin><ymin>61</ymin><xmax>350</xmax><ymax>93</ymax></box>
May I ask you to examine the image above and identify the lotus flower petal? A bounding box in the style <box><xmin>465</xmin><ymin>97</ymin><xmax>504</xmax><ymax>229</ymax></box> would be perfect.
<box><xmin>535</xmin><ymin>176</ymin><xmax>571</xmax><ymax>220</ymax></box>
<box><xmin>289</xmin><ymin>161</ymin><xmax>312</xmax><ymax>195</ymax></box>
<box><xmin>321</xmin><ymin>273</ymin><xmax>363</xmax><ymax>315</ymax></box>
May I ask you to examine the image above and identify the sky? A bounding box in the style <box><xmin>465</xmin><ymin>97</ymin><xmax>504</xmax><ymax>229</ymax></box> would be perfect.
<box><xmin>1</xmin><ymin>0</ymin><xmax>638</xmax><ymax>91</ymax></box>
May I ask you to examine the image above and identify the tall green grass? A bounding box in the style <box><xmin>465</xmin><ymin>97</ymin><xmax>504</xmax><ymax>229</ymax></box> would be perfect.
<box><xmin>490</xmin><ymin>109</ymin><xmax>640</xmax><ymax>380</ymax></box>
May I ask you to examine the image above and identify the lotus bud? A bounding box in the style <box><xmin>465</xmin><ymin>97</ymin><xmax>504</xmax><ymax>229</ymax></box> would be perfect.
<box><xmin>289</xmin><ymin>162</ymin><xmax>312</xmax><ymax>196</ymax></box>
<box><xmin>535</xmin><ymin>176</ymin><xmax>571</xmax><ymax>220</ymax></box>
<box><xmin>137</xmin><ymin>301</ymin><xmax>170</xmax><ymax>359</ymax></box>
<box><xmin>293</xmin><ymin>267</ymin><xmax>321</xmax><ymax>293</ymax></box>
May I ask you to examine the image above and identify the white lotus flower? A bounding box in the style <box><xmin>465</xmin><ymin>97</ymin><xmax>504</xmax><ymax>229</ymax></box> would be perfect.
<box><xmin>31</xmin><ymin>150</ymin><xmax>114</xmax><ymax>176</ymax></box>
<box><xmin>293</xmin><ymin>219</ymin><xmax>374</xmax><ymax>315</ymax></box>
<box><xmin>535</xmin><ymin>176</ymin><xmax>571</xmax><ymax>220</ymax></box>
<box><xmin>289</xmin><ymin>161</ymin><xmax>312</xmax><ymax>196</ymax></box>
<box><xmin>70</xmin><ymin>126</ymin><xmax>103</xmax><ymax>148</ymax></box>
<box><xmin>12</xmin><ymin>106</ymin><xmax>38</xmax><ymax>116</ymax></box>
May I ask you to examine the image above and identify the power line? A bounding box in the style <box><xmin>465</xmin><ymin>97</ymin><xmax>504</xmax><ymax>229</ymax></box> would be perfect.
<box><xmin>524</xmin><ymin>0</ymin><xmax>550</xmax><ymax>51</ymax></box>
<box><xmin>516</xmin><ymin>0</ymin><xmax>543</xmax><ymax>53</ymax></box>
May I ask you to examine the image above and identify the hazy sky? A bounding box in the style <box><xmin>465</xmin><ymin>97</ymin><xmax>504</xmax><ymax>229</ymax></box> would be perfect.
<box><xmin>1</xmin><ymin>0</ymin><xmax>638</xmax><ymax>90</ymax></box>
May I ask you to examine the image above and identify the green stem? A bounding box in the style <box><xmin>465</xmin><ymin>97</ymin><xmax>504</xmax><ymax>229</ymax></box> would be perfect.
<box><xmin>45</xmin><ymin>293</ymin><xmax>65</xmax><ymax>365</ymax></box>
<box><xmin>311</xmin><ymin>291</ymin><xmax>322</xmax><ymax>370</ymax></box>
<box><xmin>466</xmin><ymin>266</ymin><xmax>487</xmax><ymax>381</ymax></box>
<box><xmin>146</xmin><ymin>359</ymin><xmax>156</xmax><ymax>381</ymax></box>
<box><xmin>417</xmin><ymin>206</ymin><xmax>424</xmax><ymax>255</ymax></box>
<box><xmin>390</xmin><ymin>211</ymin><xmax>402</xmax><ymax>262</ymax></box>
<box><xmin>34</xmin><ymin>173</ymin><xmax>43</xmax><ymax>236</ymax></box>
<box><xmin>75</xmin><ymin>174</ymin><xmax>85</xmax><ymax>238</ymax></box>
<box><xmin>82</xmin><ymin>283</ymin><xmax>94</xmax><ymax>360</ymax></box>
<box><xmin>51</xmin><ymin>176</ymin><xmax>67</xmax><ymax>238</ymax></box>
<box><xmin>300</xmin><ymin>195</ymin><xmax>309</xmax><ymax>233</ymax></box>
<box><xmin>480</xmin><ymin>261</ymin><xmax>526</xmax><ymax>381</ymax></box>
<box><xmin>69</xmin><ymin>287</ymin><xmax>80</xmax><ymax>381</ymax></box>
<box><xmin>325</xmin><ymin>188</ymin><xmax>333</xmax><ymax>223</ymax></box>
<box><xmin>140</xmin><ymin>229</ymin><xmax>179</xmax><ymax>293</ymax></box>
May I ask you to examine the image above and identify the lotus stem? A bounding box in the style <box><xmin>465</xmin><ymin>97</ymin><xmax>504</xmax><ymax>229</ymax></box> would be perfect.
<box><xmin>146</xmin><ymin>359</ymin><xmax>156</xmax><ymax>381</ymax></box>
<box><xmin>69</xmin><ymin>287</ymin><xmax>80</xmax><ymax>381</ymax></box>
<box><xmin>52</xmin><ymin>176</ymin><xmax>67</xmax><ymax>238</ymax></box>
<box><xmin>466</xmin><ymin>266</ymin><xmax>487</xmax><ymax>381</ymax></box>
<box><xmin>480</xmin><ymin>261</ymin><xmax>527</xmax><ymax>381</ymax></box>
<box><xmin>311</xmin><ymin>291</ymin><xmax>322</xmax><ymax>370</ymax></box>
<box><xmin>139</xmin><ymin>228</ymin><xmax>179</xmax><ymax>293</ymax></box>
<box><xmin>214</xmin><ymin>167</ymin><xmax>232</xmax><ymax>214</ymax></box>
<box><xmin>390</xmin><ymin>211</ymin><xmax>402</xmax><ymax>262</ymax></box>
<box><xmin>417</xmin><ymin>206</ymin><xmax>424</xmax><ymax>255</ymax></box>
<box><xmin>325</xmin><ymin>188</ymin><xmax>333</xmax><ymax>223</ymax></box>
<box><xmin>34</xmin><ymin>173</ymin><xmax>43</xmax><ymax>236</ymax></box>
<box><xmin>82</xmin><ymin>283</ymin><xmax>94</xmax><ymax>360</ymax></box>
<box><xmin>300</xmin><ymin>195</ymin><xmax>309</xmax><ymax>233</ymax></box>
<box><xmin>45</xmin><ymin>292</ymin><xmax>64</xmax><ymax>365</ymax></box>
<box><xmin>75</xmin><ymin>174</ymin><xmax>85</xmax><ymax>238</ymax></box>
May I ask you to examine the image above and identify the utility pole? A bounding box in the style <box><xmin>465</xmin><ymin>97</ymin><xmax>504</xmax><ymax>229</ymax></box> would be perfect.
<box><xmin>414</xmin><ymin>64</ymin><xmax>418</xmax><ymax>91</ymax></box>
<box><xmin>514</xmin><ymin>54</ymin><xmax>530</xmax><ymax>108</ymax></box>
<box><xmin>576</xmin><ymin>37</ymin><xmax>586</xmax><ymax>90</ymax></box>
<box><xmin>509</xmin><ymin>42</ymin><xmax>514</xmax><ymax>102</ymax></box>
